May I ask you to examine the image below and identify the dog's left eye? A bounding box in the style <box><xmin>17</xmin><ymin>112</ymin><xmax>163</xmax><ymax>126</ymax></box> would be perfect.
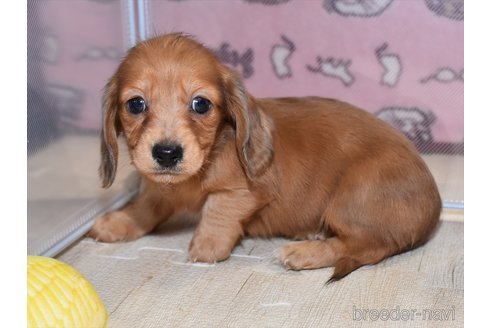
<box><xmin>191</xmin><ymin>97</ymin><xmax>212</xmax><ymax>114</ymax></box>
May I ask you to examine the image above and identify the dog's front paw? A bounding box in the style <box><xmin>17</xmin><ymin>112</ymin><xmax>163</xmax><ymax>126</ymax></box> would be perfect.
<box><xmin>188</xmin><ymin>234</ymin><xmax>233</xmax><ymax>263</ymax></box>
<box><xmin>87</xmin><ymin>211</ymin><xmax>146</xmax><ymax>242</ymax></box>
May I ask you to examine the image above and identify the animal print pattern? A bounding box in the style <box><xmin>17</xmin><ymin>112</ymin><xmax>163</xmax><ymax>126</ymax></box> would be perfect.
<box><xmin>30</xmin><ymin>0</ymin><xmax>463</xmax><ymax>154</ymax></box>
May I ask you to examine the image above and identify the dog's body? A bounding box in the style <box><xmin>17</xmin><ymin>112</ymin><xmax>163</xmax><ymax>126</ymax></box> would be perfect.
<box><xmin>89</xmin><ymin>34</ymin><xmax>441</xmax><ymax>281</ymax></box>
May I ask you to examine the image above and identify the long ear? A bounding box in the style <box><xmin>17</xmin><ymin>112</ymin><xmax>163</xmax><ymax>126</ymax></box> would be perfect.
<box><xmin>99</xmin><ymin>77</ymin><xmax>120</xmax><ymax>188</ymax></box>
<box><xmin>221</xmin><ymin>68</ymin><xmax>274</xmax><ymax>179</ymax></box>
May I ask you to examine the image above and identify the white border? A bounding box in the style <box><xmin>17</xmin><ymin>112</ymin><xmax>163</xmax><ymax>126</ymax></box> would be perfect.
<box><xmin>1</xmin><ymin>1</ymin><xmax>26</xmax><ymax>326</ymax></box>
<box><xmin>465</xmin><ymin>1</ymin><xmax>492</xmax><ymax>326</ymax></box>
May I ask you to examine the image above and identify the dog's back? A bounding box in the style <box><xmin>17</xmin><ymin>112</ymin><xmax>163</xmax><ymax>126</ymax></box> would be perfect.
<box><xmin>248</xmin><ymin>97</ymin><xmax>441</xmax><ymax>280</ymax></box>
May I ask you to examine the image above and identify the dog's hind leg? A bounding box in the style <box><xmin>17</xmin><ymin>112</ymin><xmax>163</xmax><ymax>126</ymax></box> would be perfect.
<box><xmin>274</xmin><ymin>237</ymin><xmax>346</xmax><ymax>270</ymax></box>
<box><xmin>276</xmin><ymin>156</ymin><xmax>440</xmax><ymax>281</ymax></box>
<box><xmin>275</xmin><ymin>236</ymin><xmax>391</xmax><ymax>282</ymax></box>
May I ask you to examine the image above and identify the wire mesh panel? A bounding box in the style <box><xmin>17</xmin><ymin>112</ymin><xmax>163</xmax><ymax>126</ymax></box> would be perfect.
<box><xmin>144</xmin><ymin>0</ymin><xmax>463</xmax><ymax>207</ymax></box>
<box><xmin>27</xmin><ymin>0</ymin><xmax>139</xmax><ymax>256</ymax></box>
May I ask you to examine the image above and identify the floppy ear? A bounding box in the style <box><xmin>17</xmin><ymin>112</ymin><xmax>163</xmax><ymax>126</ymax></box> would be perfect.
<box><xmin>221</xmin><ymin>68</ymin><xmax>274</xmax><ymax>180</ymax></box>
<box><xmin>99</xmin><ymin>77</ymin><xmax>121</xmax><ymax>188</ymax></box>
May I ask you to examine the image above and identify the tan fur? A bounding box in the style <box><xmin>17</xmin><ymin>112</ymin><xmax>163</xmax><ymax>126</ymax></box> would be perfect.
<box><xmin>88</xmin><ymin>34</ymin><xmax>442</xmax><ymax>282</ymax></box>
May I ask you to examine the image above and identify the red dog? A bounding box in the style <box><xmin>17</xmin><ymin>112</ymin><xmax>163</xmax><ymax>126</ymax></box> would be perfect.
<box><xmin>88</xmin><ymin>34</ymin><xmax>441</xmax><ymax>282</ymax></box>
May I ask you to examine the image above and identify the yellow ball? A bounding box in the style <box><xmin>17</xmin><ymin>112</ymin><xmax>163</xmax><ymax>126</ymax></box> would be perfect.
<box><xmin>27</xmin><ymin>256</ymin><xmax>108</xmax><ymax>328</ymax></box>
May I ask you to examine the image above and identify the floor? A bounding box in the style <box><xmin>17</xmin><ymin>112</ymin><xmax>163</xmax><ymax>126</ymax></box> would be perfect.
<box><xmin>59</xmin><ymin>212</ymin><xmax>463</xmax><ymax>328</ymax></box>
<box><xmin>29</xmin><ymin>135</ymin><xmax>464</xmax><ymax>327</ymax></box>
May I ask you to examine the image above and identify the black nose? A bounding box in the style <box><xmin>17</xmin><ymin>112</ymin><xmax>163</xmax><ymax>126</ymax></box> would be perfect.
<box><xmin>152</xmin><ymin>143</ymin><xmax>183</xmax><ymax>168</ymax></box>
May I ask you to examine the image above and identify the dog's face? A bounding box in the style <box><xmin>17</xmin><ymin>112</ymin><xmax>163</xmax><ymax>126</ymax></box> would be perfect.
<box><xmin>110</xmin><ymin>36</ymin><xmax>226</xmax><ymax>185</ymax></box>
<box><xmin>100</xmin><ymin>34</ymin><xmax>273</xmax><ymax>187</ymax></box>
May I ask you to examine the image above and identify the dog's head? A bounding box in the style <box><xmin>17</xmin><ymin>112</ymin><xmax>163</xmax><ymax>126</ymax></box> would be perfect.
<box><xmin>100</xmin><ymin>33</ymin><xmax>273</xmax><ymax>187</ymax></box>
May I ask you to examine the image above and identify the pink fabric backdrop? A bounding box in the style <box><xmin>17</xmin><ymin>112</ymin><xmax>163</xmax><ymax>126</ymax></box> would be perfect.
<box><xmin>36</xmin><ymin>0</ymin><xmax>463</xmax><ymax>153</ymax></box>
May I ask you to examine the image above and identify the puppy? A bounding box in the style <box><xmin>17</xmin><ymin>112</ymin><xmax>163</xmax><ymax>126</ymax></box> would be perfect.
<box><xmin>88</xmin><ymin>33</ymin><xmax>441</xmax><ymax>282</ymax></box>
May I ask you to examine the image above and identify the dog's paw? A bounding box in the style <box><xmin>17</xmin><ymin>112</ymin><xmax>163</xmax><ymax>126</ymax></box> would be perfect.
<box><xmin>87</xmin><ymin>211</ymin><xmax>145</xmax><ymax>242</ymax></box>
<box><xmin>188</xmin><ymin>235</ymin><xmax>232</xmax><ymax>263</ymax></box>
<box><xmin>274</xmin><ymin>241</ymin><xmax>327</xmax><ymax>270</ymax></box>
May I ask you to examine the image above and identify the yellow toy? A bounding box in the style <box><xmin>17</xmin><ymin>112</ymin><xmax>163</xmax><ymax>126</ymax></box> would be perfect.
<box><xmin>27</xmin><ymin>256</ymin><xmax>108</xmax><ymax>328</ymax></box>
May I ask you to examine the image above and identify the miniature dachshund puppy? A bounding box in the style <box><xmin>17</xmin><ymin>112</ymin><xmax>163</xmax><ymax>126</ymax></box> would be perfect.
<box><xmin>88</xmin><ymin>33</ymin><xmax>441</xmax><ymax>282</ymax></box>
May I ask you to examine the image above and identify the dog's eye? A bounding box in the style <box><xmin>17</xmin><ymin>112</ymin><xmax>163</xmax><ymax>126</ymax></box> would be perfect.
<box><xmin>127</xmin><ymin>97</ymin><xmax>147</xmax><ymax>114</ymax></box>
<box><xmin>191</xmin><ymin>97</ymin><xmax>212</xmax><ymax>114</ymax></box>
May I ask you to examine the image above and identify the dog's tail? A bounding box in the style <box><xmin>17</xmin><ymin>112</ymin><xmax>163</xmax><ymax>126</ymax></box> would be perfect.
<box><xmin>326</xmin><ymin>244</ymin><xmax>393</xmax><ymax>284</ymax></box>
<box><xmin>326</xmin><ymin>257</ymin><xmax>363</xmax><ymax>284</ymax></box>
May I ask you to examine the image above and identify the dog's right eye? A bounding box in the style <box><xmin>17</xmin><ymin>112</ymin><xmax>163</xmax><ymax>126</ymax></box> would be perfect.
<box><xmin>127</xmin><ymin>97</ymin><xmax>147</xmax><ymax>114</ymax></box>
